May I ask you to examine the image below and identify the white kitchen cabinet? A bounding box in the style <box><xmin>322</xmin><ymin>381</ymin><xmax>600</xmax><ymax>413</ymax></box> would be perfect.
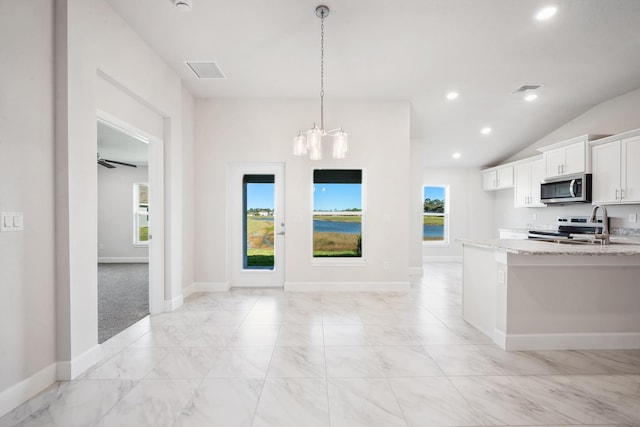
<box><xmin>514</xmin><ymin>158</ymin><xmax>546</xmax><ymax>207</ymax></box>
<box><xmin>591</xmin><ymin>132</ymin><xmax>640</xmax><ymax>204</ymax></box>
<box><xmin>482</xmin><ymin>164</ymin><xmax>514</xmax><ymax>191</ymax></box>
<box><xmin>542</xmin><ymin>140</ymin><xmax>586</xmax><ymax>178</ymax></box>
<box><xmin>537</xmin><ymin>134</ymin><xmax>607</xmax><ymax>178</ymax></box>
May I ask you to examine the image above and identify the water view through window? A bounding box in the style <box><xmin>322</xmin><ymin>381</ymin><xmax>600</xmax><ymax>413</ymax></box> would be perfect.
<box><xmin>244</xmin><ymin>175</ymin><xmax>275</xmax><ymax>269</ymax></box>
<box><xmin>313</xmin><ymin>170</ymin><xmax>363</xmax><ymax>257</ymax></box>
<box><xmin>424</xmin><ymin>186</ymin><xmax>446</xmax><ymax>242</ymax></box>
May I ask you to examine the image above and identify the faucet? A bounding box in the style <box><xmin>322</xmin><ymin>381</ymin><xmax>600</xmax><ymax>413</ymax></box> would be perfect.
<box><xmin>589</xmin><ymin>204</ymin><xmax>610</xmax><ymax>245</ymax></box>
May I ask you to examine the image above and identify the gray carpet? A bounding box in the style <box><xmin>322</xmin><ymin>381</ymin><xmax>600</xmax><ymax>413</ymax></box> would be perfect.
<box><xmin>98</xmin><ymin>263</ymin><xmax>149</xmax><ymax>344</ymax></box>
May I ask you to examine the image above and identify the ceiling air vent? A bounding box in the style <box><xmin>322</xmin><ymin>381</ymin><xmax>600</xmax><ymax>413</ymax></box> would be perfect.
<box><xmin>512</xmin><ymin>84</ymin><xmax>542</xmax><ymax>94</ymax></box>
<box><xmin>185</xmin><ymin>61</ymin><xmax>226</xmax><ymax>79</ymax></box>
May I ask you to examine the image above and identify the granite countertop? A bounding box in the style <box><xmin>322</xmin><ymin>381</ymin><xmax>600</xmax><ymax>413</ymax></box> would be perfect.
<box><xmin>460</xmin><ymin>236</ymin><xmax>640</xmax><ymax>256</ymax></box>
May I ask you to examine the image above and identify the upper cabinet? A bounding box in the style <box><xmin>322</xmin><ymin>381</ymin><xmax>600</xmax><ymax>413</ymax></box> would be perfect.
<box><xmin>514</xmin><ymin>157</ymin><xmax>546</xmax><ymax>208</ymax></box>
<box><xmin>537</xmin><ymin>135</ymin><xmax>601</xmax><ymax>178</ymax></box>
<box><xmin>591</xmin><ymin>130</ymin><xmax>640</xmax><ymax>204</ymax></box>
<box><xmin>482</xmin><ymin>164</ymin><xmax>514</xmax><ymax>191</ymax></box>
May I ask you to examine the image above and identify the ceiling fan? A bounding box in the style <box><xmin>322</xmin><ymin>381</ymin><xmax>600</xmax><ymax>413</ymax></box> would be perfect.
<box><xmin>97</xmin><ymin>153</ymin><xmax>137</xmax><ymax>169</ymax></box>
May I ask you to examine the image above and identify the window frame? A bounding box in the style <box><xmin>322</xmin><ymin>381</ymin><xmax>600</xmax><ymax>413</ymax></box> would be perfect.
<box><xmin>311</xmin><ymin>168</ymin><xmax>367</xmax><ymax>266</ymax></box>
<box><xmin>133</xmin><ymin>182</ymin><xmax>149</xmax><ymax>247</ymax></box>
<box><xmin>422</xmin><ymin>184</ymin><xmax>450</xmax><ymax>246</ymax></box>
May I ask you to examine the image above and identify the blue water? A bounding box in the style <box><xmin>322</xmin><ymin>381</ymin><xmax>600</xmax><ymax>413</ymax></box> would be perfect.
<box><xmin>314</xmin><ymin>220</ymin><xmax>361</xmax><ymax>234</ymax></box>
<box><xmin>423</xmin><ymin>225</ymin><xmax>444</xmax><ymax>239</ymax></box>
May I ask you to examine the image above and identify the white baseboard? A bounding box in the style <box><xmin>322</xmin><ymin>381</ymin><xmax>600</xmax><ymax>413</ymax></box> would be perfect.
<box><xmin>284</xmin><ymin>281</ymin><xmax>411</xmax><ymax>292</ymax></box>
<box><xmin>0</xmin><ymin>363</ymin><xmax>57</xmax><ymax>419</ymax></box>
<box><xmin>423</xmin><ymin>256</ymin><xmax>462</xmax><ymax>263</ymax></box>
<box><xmin>183</xmin><ymin>282</ymin><xmax>230</xmax><ymax>298</ymax></box>
<box><xmin>98</xmin><ymin>257</ymin><xmax>149</xmax><ymax>263</ymax></box>
<box><xmin>495</xmin><ymin>330</ymin><xmax>640</xmax><ymax>351</ymax></box>
<box><xmin>56</xmin><ymin>344</ymin><xmax>102</xmax><ymax>381</ymax></box>
<box><xmin>164</xmin><ymin>294</ymin><xmax>184</xmax><ymax>311</ymax></box>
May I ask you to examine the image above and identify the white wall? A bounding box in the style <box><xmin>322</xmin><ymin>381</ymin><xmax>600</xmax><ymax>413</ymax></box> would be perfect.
<box><xmin>53</xmin><ymin>0</ymin><xmax>192</xmax><ymax>382</ymax></box>
<box><xmin>0</xmin><ymin>0</ymin><xmax>56</xmax><ymax>412</ymax></box>
<box><xmin>409</xmin><ymin>139</ymin><xmax>425</xmax><ymax>273</ymax></box>
<box><xmin>194</xmin><ymin>99</ymin><xmax>412</xmax><ymax>288</ymax></box>
<box><xmin>422</xmin><ymin>168</ymin><xmax>494</xmax><ymax>258</ymax></box>
<box><xmin>181</xmin><ymin>88</ymin><xmax>195</xmax><ymax>290</ymax></box>
<box><xmin>98</xmin><ymin>166</ymin><xmax>149</xmax><ymax>260</ymax></box>
<box><xmin>493</xmin><ymin>87</ymin><xmax>640</xmax><ymax>233</ymax></box>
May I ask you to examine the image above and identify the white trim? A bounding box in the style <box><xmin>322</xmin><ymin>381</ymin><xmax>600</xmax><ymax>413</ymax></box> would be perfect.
<box><xmin>409</xmin><ymin>267</ymin><xmax>423</xmax><ymax>278</ymax></box>
<box><xmin>493</xmin><ymin>328</ymin><xmax>507</xmax><ymax>349</ymax></box>
<box><xmin>183</xmin><ymin>282</ymin><xmax>230</xmax><ymax>297</ymax></box>
<box><xmin>56</xmin><ymin>345</ymin><xmax>102</xmax><ymax>381</ymax></box>
<box><xmin>98</xmin><ymin>257</ymin><xmax>149</xmax><ymax>263</ymax></box>
<box><xmin>497</xmin><ymin>331</ymin><xmax>640</xmax><ymax>351</ymax></box>
<box><xmin>0</xmin><ymin>363</ymin><xmax>57</xmax><ymax>418</ymax></box>
<box><xmin>164</xmin><ymin>294</ymin><xmax>184</xmax><ymax>311</ymax></box>
<box><xmin>284</xmin><ymin>281</ymin><xmax>410</xmax><ymax>292</ymax></box>
<box><xmin>423</xmin><ymin>256</ymin><xmax>462</xmax><ymax>263</ymax></box>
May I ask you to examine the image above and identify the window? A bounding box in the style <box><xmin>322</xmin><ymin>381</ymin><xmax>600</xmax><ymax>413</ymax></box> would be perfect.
<box><xmin>133</xmin><ymin>183</ymin><xmax>149</xmax><ymax>246</ymax></box>
<box><xmin>313</xmin><ymin>169</ymin><xmax>363</xmax><ymax>258</ymax></box>
<box><xmin>423</xmin><ymin>185</ymin><xmax>448</xmax><ymax>244</ymax></box>
<box><xmin>243</xmin><ymin>175</ymin><xmax>275</xmax><ymax>269</ymax></box>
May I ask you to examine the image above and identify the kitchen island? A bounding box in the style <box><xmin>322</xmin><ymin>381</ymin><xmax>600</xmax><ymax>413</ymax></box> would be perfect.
<box><xmin>460</xmin><ymin>236</ymin><xmax>640</xmax><ymax>351</ymax></box>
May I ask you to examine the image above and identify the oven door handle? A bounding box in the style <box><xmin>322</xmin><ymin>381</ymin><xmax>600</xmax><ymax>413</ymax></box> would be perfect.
<box><xmin>569</xmin><ymin>179</ymin><xmax>577</xmax><ymax>197</ymax></box>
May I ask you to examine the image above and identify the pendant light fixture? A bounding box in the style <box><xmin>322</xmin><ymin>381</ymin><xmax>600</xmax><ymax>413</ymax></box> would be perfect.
<box><xmin>293</xmin><ymin>5</ymin><xmax>348</xmax><ymax>160</ymax></box>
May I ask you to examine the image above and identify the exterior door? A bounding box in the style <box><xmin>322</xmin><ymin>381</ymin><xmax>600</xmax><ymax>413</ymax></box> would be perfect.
<box><xmin>229</xmin><ymin>163</ymin><xmax>285</xmax><ymax>287</ymax></box>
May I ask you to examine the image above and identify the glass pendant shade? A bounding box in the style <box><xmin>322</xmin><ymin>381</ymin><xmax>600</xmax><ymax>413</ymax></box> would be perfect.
<box><xmin>307</xmin><ymin>127</ymin><xmax>323</xmax><ymax>160</ymax></box>
<box><xmin>332</xmin><ymin>129</ymin><xmax>348</xmax><ymax>159</ymax></box>
<box><xmin>293</xmin><ymin>133</ymin><xmax>307</xmax><ymax>156</ymax></box>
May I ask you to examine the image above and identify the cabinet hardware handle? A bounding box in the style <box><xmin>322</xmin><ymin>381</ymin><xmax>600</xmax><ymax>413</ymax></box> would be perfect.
<box><xmin>615</xmin><ymin>189</ymin><xmax>619</xmax><ymax>200</ymax></box>
<box><xmin>620</xmin><ymin>188</ymin><xmax>625</xmax><ymax>200</ymax></box>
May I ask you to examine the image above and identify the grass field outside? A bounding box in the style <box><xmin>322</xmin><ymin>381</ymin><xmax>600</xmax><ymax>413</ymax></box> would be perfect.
<box><xmin>246</xmin><ymin>217</ymin><xmax>275</xmax><ymax>267</ymax></box>
<box><xmin>139</xmin><ymin>226</ymin><xmax>149</xmax><ymax>242</ymax></box>
<box><xmin>313</xmin><ymin>215</ymin><xmax>361</xmax><ymax>223</ymax></box>
<box><xmin>423</xmin><ymin>215</ymin><xmax>444</xmax><ymax>225</ymax></box>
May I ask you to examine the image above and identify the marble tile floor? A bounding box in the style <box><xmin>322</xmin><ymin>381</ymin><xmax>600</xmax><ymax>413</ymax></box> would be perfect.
<box><xmin>2</xmin><ymin>262</ymin><xmax>640</xmax><ymax>426</ymax></box>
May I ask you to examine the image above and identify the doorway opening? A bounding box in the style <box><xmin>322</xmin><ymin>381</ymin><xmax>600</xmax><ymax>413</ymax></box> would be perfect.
<box><xmin>97</xmin><ymin>119</ymin><xmax>150</xmax><ymax>343</ymax></box>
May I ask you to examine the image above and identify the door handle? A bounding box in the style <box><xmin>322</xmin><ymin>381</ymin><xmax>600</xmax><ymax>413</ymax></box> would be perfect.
<box><xmin>276</xmin><ymin>231</ymin><xmax>285</xmax><ymax>235</ymax></box>
<box><xmin>569</xmin><ymin>179</ymin><xmax>576</xmax><ymax>197</ymax></box>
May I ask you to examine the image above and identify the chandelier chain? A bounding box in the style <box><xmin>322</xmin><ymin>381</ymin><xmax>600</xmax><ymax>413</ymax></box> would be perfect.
<box><xmin>320</xmin><ymin>14</ymin><xmax>325</xmax><ymax>131</ymax></box>
<box><xmin>320</xmin><ymin>14</ymin><xmax>324</xmax><ymax>131</ymax></box>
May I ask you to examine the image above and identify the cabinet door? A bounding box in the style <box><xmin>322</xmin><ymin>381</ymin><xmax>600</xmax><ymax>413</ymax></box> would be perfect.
<box><xmin>544</xmin><ymin>147</ymin><xmax>564</xmax><ymax>177</ymax></box>
<box><xmin>482</xmin><ymin>170</ymin><xmax>497</xmax><ymax>190</ymax></box>
<box><xmin>496</xmin><ymin>165</ymin><xmax>514</xmax><ymax>188</ymax></box>
<box><xmin>622</xmin><ymin>136</ymin><xmax>640</xmax><ymax>203</ymax></box>
<box><xmin>592</xmin><ymin>141</ymin><xmax>621</xmax><ymax>204</ymax></box>
<box><xmin>563</xmin><ymin>141</ymin><xmax>586</xmax><ymax>175</ymax></box>
<box><xmin>529</xmin><ymin>158</ymin><xmax>546</xmax><ymax>206</ymax></box>
<box><xmin>513</xmin><ymin>163</ymin><xmax>531</xmax><ymax>207</ymax></box>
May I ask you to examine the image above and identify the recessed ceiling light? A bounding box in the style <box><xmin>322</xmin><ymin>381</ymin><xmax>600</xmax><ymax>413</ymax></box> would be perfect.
<box><xmin>172</xmin><ymin>0</ymin><xmax>192</xmax><ymax>11</ymax></box>
<box><xmin>524</xmin><ymin>93</ymin><xmax>538</xmax><ymax>102</ymax></box>
<box><xmin>452</xmin><ymin>152</ymin><xmax>461</xmax><ymax>159</ymax></box>
<box><xmin>481</xmin><ymin>127</ymin><xmax>492</xmax><ymax>135</ymax></box>
<box><xmin>535</xmin><ymin>6</ymin><xmax>557</xmax><ymax>21</ymax></box>
<box><xmin>446</xmin><ymin>92</ymin><xmax>459</xmax><ymax>100</ymax></box>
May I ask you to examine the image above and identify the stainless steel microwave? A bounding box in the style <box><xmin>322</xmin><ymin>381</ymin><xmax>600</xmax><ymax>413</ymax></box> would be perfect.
<box><xmin>540</xmin><ymin>173</ymin><xmax>592</xmax><ymax>204</ymax></box>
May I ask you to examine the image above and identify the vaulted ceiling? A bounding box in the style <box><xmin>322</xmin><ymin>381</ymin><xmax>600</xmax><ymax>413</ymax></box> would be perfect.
<box><xmin>105</xmin><ymin>0</ymin><xmax>640</xmax><ymax>168</ymax></box>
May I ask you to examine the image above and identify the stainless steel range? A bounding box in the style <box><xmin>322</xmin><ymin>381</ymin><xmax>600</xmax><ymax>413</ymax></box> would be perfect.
<box><xmin>528</xmin><ymin>215</ymin><xmax>608</xmax><ymax>241</ymax></box>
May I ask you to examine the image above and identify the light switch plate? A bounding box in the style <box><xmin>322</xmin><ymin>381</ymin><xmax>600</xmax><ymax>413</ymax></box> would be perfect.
<box><xmin>630</xmin><ymin>213</ymin><xmax>638</xmax><ymax>223</ymax></box>
<box><xmin>1</xmin><ymin>212</ymin><xmax>23</xmax><ymax>232</ymax></box>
